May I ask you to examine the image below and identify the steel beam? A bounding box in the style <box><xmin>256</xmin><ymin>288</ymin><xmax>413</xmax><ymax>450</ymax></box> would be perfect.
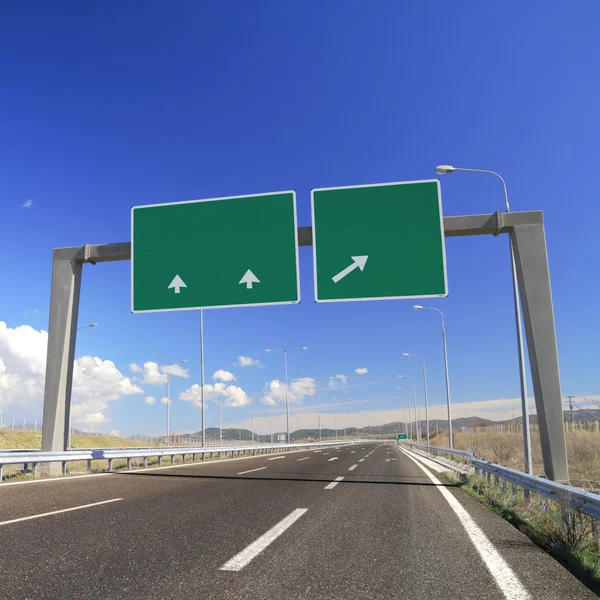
<box><xmin>510</xmin><ymin>222</ymin><xmax>568</xmax><ymax>481</ymax></box>
<box><xmin>40</xmin><ymin>209</ymin><xmax>568</xmax><ymax>482</ymax></box>
<box><xmin>41</xmin><ymin>250</ymin><xmax>82</xmax><ymax>455</ymax></box>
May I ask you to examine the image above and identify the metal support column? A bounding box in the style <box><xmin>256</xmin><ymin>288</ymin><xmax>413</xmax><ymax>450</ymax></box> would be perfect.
<box><xmin>510</xmin><ymin>222</ymin><xmax>568</xmax><ymax>482</ymax></box>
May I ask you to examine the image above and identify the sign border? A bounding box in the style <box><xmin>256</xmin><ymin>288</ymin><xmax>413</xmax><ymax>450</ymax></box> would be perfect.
<box><xmin>131</xmin><ymin>190</ymin><xmax>301</xmax><ymax>314</ymax></box>
<box><xmin>311</xmin><ymin>179</ymin><xmax>448</xmax><ymax>303</ymax></box>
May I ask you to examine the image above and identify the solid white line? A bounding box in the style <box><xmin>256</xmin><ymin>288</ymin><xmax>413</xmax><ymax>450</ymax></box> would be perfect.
<box><xmin>220</xmin><ymin>508</ymin><xmax>308</xmax><ymax>571</ymax></box>
<box><xmin>0</xmin><ymin>498</ymin><xmax>123</xmax><ymax>526</ymax></box>
<box><xmin>324</xmin><ymin>476</ymin><xmax>344</xmax><ymax>490</ymax></box>
<box><xmin>401</xmin><ymin>450</ymin><xmax>530</xmax><ymax>600</ymax></box>
<box><xmin>268</xmin><ymin>456</ymin><xmax>286</xmax><ymax>461</ymax></box>
<box><xmin>237</xmin><ymin>467</ymin><xmax>267</xmax><ymax>475</ymax></box>
<box><xmin>297</xmin><ymin>457</ymin><xmax>309</xmax><ymax>462</ymax></box>
<box><xmin>348</xmin><ymin>464</ymin><xmax>358</xmax><ymax>471</ymax></box>
<box><xmin>327</xmin><ymin>457</ymin><xmax>338</xmax><ymax>462</ymax></box>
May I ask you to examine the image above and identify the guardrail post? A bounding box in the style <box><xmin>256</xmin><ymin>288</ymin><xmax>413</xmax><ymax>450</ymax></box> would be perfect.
<box><xmin>107</xmin><ymin>458</ymin><xmax>113</xmax><ymax>472</ymax></box>
<box><xmin>182</xmin><ymin>454</ymin><xmax>186</xmax><ymax>464</ymax></box>
<box><xmin>62</xmin><ymin>461</ymin><xmax>67</xmax><ymax>476</ymax></box>
<box><xmin>143</xmin><ymin>457</ymin><xmax>148</xmax><ymax>469</ymax></box>
<box><xmin>202</xmin><ymin>452</ymin><xmax>206</xmax><ymax>462</ymax></box>
<box><xmin>127</xmin><ymin>458</ymin><xmax>132</xmax><ymax>470</ymax></box>
<box><xmin>31</xmin><ymin>463</ymin><xmax>38</xmax><ymax>478</ymax></box>
<box><xmin>87</xmin><ymin>459</ymin><xmax>92</xmax><ymax>474</ymax></box>
<box><xmin>170</xmin><ymin>455</ymin><xmax>174</xmax><ymax>465</ymax></box>
<box><xmin>592</xmin><ymin>520</ymin><xmax>600</xmax><ymax>551</ymax></box>
<box><xmin>0</xmin><ymin>465</ymin><xmax>3</xmax><ymax>483</ymax></box>
<box><xmin>157</xmin><ymin>456</ymin><xmax>161</xmax><ymax>466</ymax></box>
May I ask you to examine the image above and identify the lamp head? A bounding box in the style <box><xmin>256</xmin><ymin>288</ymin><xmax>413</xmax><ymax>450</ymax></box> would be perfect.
<box><xmin>413</xmin><ymin>305</ymin><xmax>423</xmax><ymax>310</ymax></box>
<box><xmin>301</xmin><ymin>346</ymin><xmax>308</xmax><ymax>351</ymax></box>
<box><xmin>402</xmin><ymin>353</ymin><xmax>409</xmax><ymax>357</ymax></box>
<box><xmin>264</xmin><ymin>349</ymin><xmax>271</xmax><ymax>353</ymax></box>
<box><xmin>435</xmin><ymin>165</ymin><xmax>455</xmax><ymax>174</ymax></box>
<box><xmin>90</xmin><ymin>323</ymin><xmax>98</xmax><ymax>328</ymax></box>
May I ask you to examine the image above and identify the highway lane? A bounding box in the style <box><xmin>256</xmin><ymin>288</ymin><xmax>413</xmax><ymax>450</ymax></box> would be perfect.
<box><xmin>0</xmin><ymin>442</ymin><xmax>595</xmax><ymax>599</ymax></box>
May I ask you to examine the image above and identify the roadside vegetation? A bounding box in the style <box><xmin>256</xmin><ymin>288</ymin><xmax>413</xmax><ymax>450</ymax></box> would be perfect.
<box><xmin>431</xmin><ymin>428</ymin><xmax>600</xmax><ymax>486</ymax></box>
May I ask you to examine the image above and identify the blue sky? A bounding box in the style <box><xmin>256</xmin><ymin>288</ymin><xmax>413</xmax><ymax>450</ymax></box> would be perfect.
<box><xmin>1</xmin><ymin>2</ymin><xmax>599</xmax><ymax>435</ymax></box>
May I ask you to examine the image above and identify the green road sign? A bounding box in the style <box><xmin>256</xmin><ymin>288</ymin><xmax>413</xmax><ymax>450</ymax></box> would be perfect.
<box><xmin>397</xmin><ymin>433</ymin><xmax>409</xmax><ymax>440</ymax></box>
<box><xmin>311</xmin><ymin>180</ymin><xmax>448</xmax><ymax>303</ymax></box>
<box><xmin>131</xmin><ymin>192</ymin><xmax>300</xmax><ymax>313</ymax></box>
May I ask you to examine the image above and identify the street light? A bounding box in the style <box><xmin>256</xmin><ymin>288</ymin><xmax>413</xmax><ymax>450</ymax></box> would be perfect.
<box><xmin>403</xmin><ymin>353</ymin><xmax>430</xmax><ymax>445</ymax></box>
<box><xmin>397</xmin><ymin>376</ymin><xmax>419</xmax><ymax>440</ymax></box>
<box><xmin>435</xmin><ymin>165</ymin><xmax>531</xmax><ymax>473</ymax></box>
<box><xmin>264</xmin><ymin>347</ymin><xmax>307</xmax><ymax>444</ymax></box>
<box><xmin>167</xmin><ymin>359</ymin><xmax>188</xmax><ymax>446</ymax></box>
<box><xmin>413</xmin><ymin>305</ymin><xmax>453</xmax><ymax>449</ymax></box>
<box><xmin>77</xmin><ymin>323</ymin><xmax>97</xmax><ymax>331</ymax></box>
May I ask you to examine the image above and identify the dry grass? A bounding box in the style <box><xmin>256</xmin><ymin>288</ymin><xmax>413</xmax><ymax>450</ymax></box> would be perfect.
<box><xmin>430</xmin><ymin>429</ymin><xmax>600</xmax><ymax>483</ymax></box>
<box><xmin>0</xmin><ymin>430</ymin><xmax>158</xmax><ymax>450</ymax></box>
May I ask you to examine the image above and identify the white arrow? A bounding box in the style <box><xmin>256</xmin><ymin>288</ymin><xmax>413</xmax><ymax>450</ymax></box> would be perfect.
<box><xmin>332</xmin><ymin>255</ymin><xmax>368</xmax><ymax>283</ymax></box>
<box><xmin>168</xmin><ymin>275</ymin><xmax>187</xmax><ymax>294</ymax></box>
<box><xmin>239</xmin><ymin>269</ymin><xmax>260</xmax><ymax>289</ymax></box>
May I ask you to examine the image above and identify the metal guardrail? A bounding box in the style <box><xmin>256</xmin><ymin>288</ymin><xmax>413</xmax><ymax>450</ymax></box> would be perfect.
<box><xmin>0</xmin><ymin>440</ymin><xmax>360</xmax><ymax>482</ymax></box>
<box><xmin>403</xmin><ymin>442</ymin><xmax>600</xmax><ymax>522</ymax></box>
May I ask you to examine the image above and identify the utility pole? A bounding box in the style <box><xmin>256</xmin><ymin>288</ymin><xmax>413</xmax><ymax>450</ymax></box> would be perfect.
<box><xmin>566</xmin><ymin>396</ymin><xmax>575</xmax><ymax>425</ymax></box>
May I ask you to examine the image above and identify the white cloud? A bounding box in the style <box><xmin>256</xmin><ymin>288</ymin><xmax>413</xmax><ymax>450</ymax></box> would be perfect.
<box><xmin>260</xmin><ymin>377</ymin><xmax>316</xmax><ymax>406</ymax></box>
<box><xmin>23</xmin><ymin>309</ymin><xmax>39</xmax><ymax>316</ymax></box>
<box><xmin>179</xmin><ymin>382</ymin><xmax>251</xmax><ymax>409</ymax></box>
<box><xmin>237</xmin><ymin>355</ymin><xmax>261</xmax><ymax>367</ymax></box>
<box><xmin>144</xmin><ymin>396</ymin><xmax>156</xmax><ymax>405</ymax></box>
<box><xmin>328</xmin><ymin>374</ymin><xmax>347</xmax><ymax>389</ymax></box>
<box><xmin>355</xmin><ymin>368</ymin><xmax>368</xmax><ymax>375</ymax></box>
<box><xmin>160</xmin><ymin>396</ymin><xmax>170</xmax><ymax>405</ymax></box>
<box><xmin>22</xmin><ymin>199</ymin><xmax>33</xmax><ymax>208</ymax></box>
<box><xmin>130</xmin><ymin>361</ymin><xmax>190</xmax><ymax>385</ymax></box>
<box><xmin>213</xmin><ymin>369</ymin><xmax>235</xmax><ymax>382</ymax></box>
<box><xmin>0</xmin><ymin>321</ymin><xmax>143</xmax><ymax>425</ymax></box>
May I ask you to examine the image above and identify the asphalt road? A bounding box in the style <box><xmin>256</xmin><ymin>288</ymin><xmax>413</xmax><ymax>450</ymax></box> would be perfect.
<box><xmin>0</xmin><ymin>442</ymin><xmax>595</xmax><ymax>599</ymax></box>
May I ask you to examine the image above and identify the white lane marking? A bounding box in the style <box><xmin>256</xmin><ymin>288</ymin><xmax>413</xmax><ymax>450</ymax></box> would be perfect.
<box><xmin>297</xmin><ymin>457</ymin><xmax>309</xmax><ymax>462</ymax></box>
<box><xmin>0</xmin><ymin>498</ymin><xmax>123</xmax><ymax>526</ymax></box>
<box><xmin>350</xmin><ymin>451</ymin><xmax>356</xmax><ymax>454</ymax></box>
<box><xmin>237</xmin><ymin>467</ymin><xmax>267</xmax><ymax>475</ymax></box>
<box><xmin>348</xmin><ymin>464</ymin><xmax>358</xmax><ymax>471</ymax></box>
<box><xmin>327</xmin><ymin>457</ymin><xmax>339</xmax><ymax>462</ymax></box>
<box><xmin>358</xmin><ymin>459</ymin><xmax>365</xmax><ymax>463</ymax></box>
<box><xmin>324</xmin><ymin>476</ymin><xmax>344</xmax><ymax>490</ymax></box>
<box><xmin>313</xmin><ymin>450</ymin><xmax>322</xmax><ymax>453</ymax></box>
<box><xmin>220</xmin><ymin>508</ymin><xmax>308</xmax><ymax>571</ymax></box>
<box><xmin>323</xmin><ymin>453</ymin><xmax>330</xmax><ymax>455</ymax></box>
<box><xmin>268</xmin><ymin>456</ymin><xmax>286</xmax><ymax>461</ymax></box>
<box><xmin>401</xmin><ymin>450</ymin><xmax>530</xmax><ymax>600</ymax></box>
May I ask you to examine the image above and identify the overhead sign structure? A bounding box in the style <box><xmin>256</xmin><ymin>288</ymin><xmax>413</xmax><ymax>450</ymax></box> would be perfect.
<box><xmin>311</xmin><ymin>180</ymin><xmax>448</xmax><ymax>303</ymax></box>
<box><xmin>131</xmin><ymin>191</ymin><xmax>300</xmax><ymax>313</ymax></box>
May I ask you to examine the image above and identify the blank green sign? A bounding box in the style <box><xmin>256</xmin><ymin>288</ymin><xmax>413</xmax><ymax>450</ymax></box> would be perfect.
<box><xmin>311</xmin><ymin>180</ymin><xmax>448</xmax><ymax>302</ymax></box>
<box><xmin>131</xmin><ymin>192</ymin><xmax>300</xmax><ymax>313</ymax></box>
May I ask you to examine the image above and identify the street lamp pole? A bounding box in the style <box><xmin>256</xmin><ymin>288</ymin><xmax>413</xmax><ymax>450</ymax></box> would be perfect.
<box><xmin>316</xmin><ymin>378</ymin><xmax>322</xmax><ymax>443</ymax></box>
<box><xmin>77</xmin><ymin>323</ymin><xmax>98</xmax><ymax>331</ymax></box>
<box><xmin>435</xmin><ymin>165</ymin><xmax>531</xmax><ymax>471</ymax></box>
<box><xmin>414</xmin><ymin>305</ymin><xmax>453</xmax><ymax>449</ymax></box>
<box><xmin>167</xmin><ymin>359</ymin><xmax>187</xmax><ymax>447</ymax></box>
<box><xmin>264</xmin><ymin>347</ymin><xmax>307</xmax><ymax>444</ymax></box>
<box><xmin>219</xmin><ymin>388</ymin><xmax>223</xmax><ymax>446</ymax></box>
<box><xmin>398</xmin><ymin>375</ymin><xmax>419</xmax><ymax>440</ymax></box>
<box><xmin>403</xmin><ymin>353</ymin><xmax>430</xmax><ymax>445</ymax></box>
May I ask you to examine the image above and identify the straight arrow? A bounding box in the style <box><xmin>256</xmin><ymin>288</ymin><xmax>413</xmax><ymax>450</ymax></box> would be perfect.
<box><xmin>168</xmin><ymin>274</ymin><xmax>187</xmax><ymax>294</ymax></box>
<box><xmin>239</xmin><ymin>269</ymin><xmax>260</xmax><ymax>289</ymax></box>
<box><xmin>332</xmin><ymin>256</ymin><xmax>368</xmax><ymax>283</ymax></box>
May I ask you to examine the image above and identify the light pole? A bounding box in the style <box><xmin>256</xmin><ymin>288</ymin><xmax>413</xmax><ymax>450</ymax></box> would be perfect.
<box><xmin>69</xmin><ymin>323</ymin><xmax>98</xmax><ymax>448</ymax></box>
<box><xmin>251</xmin><ymin>393</ymin><xmax>255</xmax><ymax>445</ymax></box>
<box><xmin>414</xmin><ymin>305</ymin><xmax>453</xmax><ymax>449</ymax></box>
<box><xmin>327</xmin><ymin>381</ymin><xmax>338</xmax><ymax>440</ymax></box>
<box><xmin>167</xmin><ymin>359</ymin><xmax>188</xmax><ymax>446</ymax></box>
<box><xmin>219</xmin><ymin>387</ymin><xmax>223</xmax><ymax>446</ymax></box>
<box><xmin>398</xmin><ymin>375</ymin><xmax>419</xmax><ymax>441</ymax></box>
<box><xmin>316</xmin><ymin>379</ymin><xmax>322</xmax><ymax>443</ymax></box>
<box><xmin>264</xmin><ymin>347</ymin><xmax>307</xmax><ymax>444</ymax></box>
<box><xmin>435</xmin><ymin>165</ymin><xmax>531</xmax><ymax>471</ymax></box>
<box><xmin>403</xmin><ymin>353</ymin><xmax>430</xmax><ymax>445</ymax></box>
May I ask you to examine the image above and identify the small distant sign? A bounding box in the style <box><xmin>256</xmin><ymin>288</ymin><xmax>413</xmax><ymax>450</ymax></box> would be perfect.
<box><xmin>397</xmin><ymin>433</ymin><xmax>409</xmax><ymax>440</ymax></box>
